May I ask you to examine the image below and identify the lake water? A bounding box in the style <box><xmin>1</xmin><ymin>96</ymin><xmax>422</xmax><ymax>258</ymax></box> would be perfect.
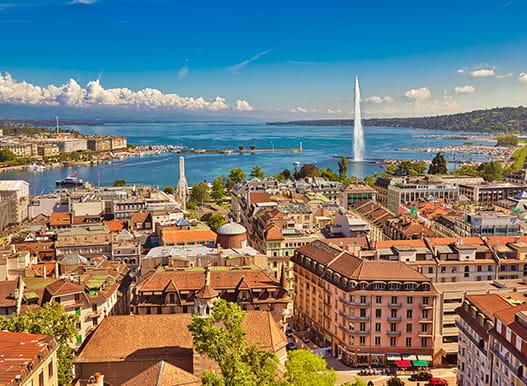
<box><xmin>0</xmin><ymin>122</ymin><xmax>493</xmax><ymax>194</ymax></box>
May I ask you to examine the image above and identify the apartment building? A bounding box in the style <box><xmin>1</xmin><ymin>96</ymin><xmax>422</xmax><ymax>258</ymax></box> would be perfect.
<box><xmin>292</xmin><ymin>240</ymin><xmax>438</xmax><ymax>366</ymax></box>
<box><xmin>458</xmin><ymin>182</ymin><xmax>527</xmax><ymax>205</ymax></box>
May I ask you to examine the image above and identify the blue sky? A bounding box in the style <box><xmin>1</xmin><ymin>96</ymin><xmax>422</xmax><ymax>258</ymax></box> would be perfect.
<box><xmin>0</xmin><ymin>0</ymin><xmax>526</xmax><ymax>119</ymax></box>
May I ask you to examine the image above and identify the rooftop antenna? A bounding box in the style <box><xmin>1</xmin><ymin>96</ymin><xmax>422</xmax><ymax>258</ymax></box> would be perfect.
<box><xmin>177</xmin><ymin>156</ymin><xmax>189</xmax><ymax>210</ymax></box>
<box><xmin>55</xmin><ymin>116</ymin><xmax>59</xmax><ymax>134</ymax></box>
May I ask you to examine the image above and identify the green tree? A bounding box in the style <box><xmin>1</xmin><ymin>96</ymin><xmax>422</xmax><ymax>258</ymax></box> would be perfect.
<box><xmin>250</xmin><ymin>165</ymin><xmax>265</xmax><ymax>178</ymax></box>
<box><xmin>283</xmin><ymin>349</ymin><xmax>337</xmax><ymax>386</ymax></box>
<box><xmin>478</xmin><ymin>160</ymin><xmax>505</xmax><ymax>182</ymax></box>
<box><xmin>428</xmin><ymin>152</ymin><xmax>448</xmax><ymax>174</ymax></box>
<box><xmin>188</xmin><ymin>299</ymin><xmax>279</xmax><ymax>386</ymax></box>
<box><xmin>211</xmin><ymin>176</ymin><xmax>226</xmax><ymax>202</ymax></box>
<box><xmin>113</xmin><ymin>179</ymin><xmax>126</xmax><ymax>186</ymax></box>
<box><xmin>275</xmin><ymin>169</ymin><xmax>292</xmax><ymax>181</ymax></box>
<box><xmin>191</xmin><ymin>181</ymin><xmax>210</xmax><ymax>204</ymax></box>
<box><xmin>386</xmin><ymin>160</ymin><xmax>427</xmax><ymax>176</ymax></box>
<box><xmin>341</xmin><ymin>378</ymin><xmax>367</xmax><ymax>386</ymax></box>
<box><xmin>207</xmin><ymin>213</ymin><xmax>226</xmax><ymax>230</ymax></box>
<box><xmin>452</xmin><ymin>164</ymin><xmax>480</xmax><ymax>176</ymax></box>
<box><xmin>319</xmin><ymin>168</ymin><xmax>340</xmax><ymax>182</ymax></box>
<box><xmin>226</xmin><ymin>168</ymin><xmax>246</xmax><ymax>190</ymax></box>
<box><xmin>496</xmin><ymin>134</ymin><xmax>519</xmax><ymax>146</ymax></box>
<box><xmin>0</xmin><ymin>302</ymin><xmax>79</xmax><ymax>385</ymax></box>
<box><xmin>0</xmin><ymin>148</ymin><xmax>16</xmax><ymax>162</ymax></box>
<box><xmin>338</xmin><ymin>156</ymin><xmax>349</xmax><ymax>180</ymax></box>
<box><xmin>163</xmin><ymin>186</ymin><xmax>175</xmax><ymax>194</ymax></box>
<box><xmin>386</xmin><ymin>376</ymin><xmax>405</xmax><ymax>386</ymax></box>
<box><xmin>297</xmin><ymin>164</ymin><xmax>319</xmax><ymax>179</ymax></box>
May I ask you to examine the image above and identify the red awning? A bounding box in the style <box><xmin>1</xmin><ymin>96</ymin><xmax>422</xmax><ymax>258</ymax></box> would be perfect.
<box><xmin>395</xmin><ymin>360</ymin><xmax>412</xmax><ymax>367</ymax></box>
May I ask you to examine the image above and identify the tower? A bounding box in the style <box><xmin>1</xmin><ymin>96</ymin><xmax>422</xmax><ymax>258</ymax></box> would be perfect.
<box><xmin>177</xmin><ymin>156</ymin><xmax>188</xmax><ymax>209</ymax></box>
<box><xmin>194</xmin><ymin>266</ymin><xmax>219</xmax><ymax>318</ymax></box>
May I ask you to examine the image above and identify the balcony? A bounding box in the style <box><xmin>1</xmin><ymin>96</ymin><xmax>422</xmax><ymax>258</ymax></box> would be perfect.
<box><xmin>419</xmin><ymin>332</ymin><xmax>433</xmax><ymax>337</ymax></box>
<box><xmin>387</xmin><ymin>330</ymin><xmax>401</xmax><ymax>336</ymax></box>
<box><xmin>340</xmin><ymin>297</ymin><xmax>370</xmax><ymax>307</ymax></box>
<box><xmin>340</xmin><ymin>312</ymin><xmax>369</xmax><ymax>322</ymax></box>
<box><xmin>387</xmin><ymin>302</ymin><xmax>402</xmax><ymax>308</ymax></box>
<box><xmin>419</xmin><ymin>303</ymin><xmax>433</xmax><ymax>309</ymax></box>
<box><xmin>340</xmin><ymin>325</ymin><xmax>369</xmax><ymax>335</ymax></box>
<box><xmin>388</xmin><ymin>316</ymin><xmax>402</xmax><ymax>322</ymax></box>
<box><xmin>418</xmin><ymin>318</ymin><xmax>433</xmax><ymax>323</ymax></box>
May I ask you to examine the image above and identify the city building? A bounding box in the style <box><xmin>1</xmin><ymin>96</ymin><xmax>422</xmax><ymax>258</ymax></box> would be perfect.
<box><xmin>0</xmin><ymin>180</ymin><xmax>30</xmax><ymax>224</ymax></box>
<box><xmin>110</xmin><ymin>136</ymin><xmax>127</xmax><ymax>149</ymax></box>
<box><xmin>458</xmin><ymin>182</ymin><xmax>527</xmax><ymax>205</ymax></box>
<box><xmin>456</xmin><ymin>212</ymin><xmax>521</xmax><ymax>237</ymax></box>
<box><xmin>291</xmin><ymin>240</ymin><xmax>438</xmax><ymax>366</ymax></box>
<box><xmin>0</xmin><ymin>331</ymin><xmax>58</xmax><ymax>386</ymax></box>
<box><xmin>339</xmin><ymin>183</ymin><xmax>377</xmax><ymax>209</ymax></box>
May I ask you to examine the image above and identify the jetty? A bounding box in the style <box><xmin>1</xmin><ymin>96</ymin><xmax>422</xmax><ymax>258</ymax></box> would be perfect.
<box><xmin>174</xmin><ymin>148</ymin><xmax>302</xmax><ymax>155</ymax></box>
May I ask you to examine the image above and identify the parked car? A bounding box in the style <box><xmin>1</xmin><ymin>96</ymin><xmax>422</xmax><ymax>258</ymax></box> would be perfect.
<box><xmin>428</xmin><ymin>378</ymin><xmax>449</xmax><ymax>385</ymax></box>
<box><xmin>286</xmin><ymin>342</ymin><xmax>297</xmax><ymax>351</ymax></box>
<box><xmin>409</xmin><ymin>372</ymin><xmax>433</xmax><ymax>381</ymax></box>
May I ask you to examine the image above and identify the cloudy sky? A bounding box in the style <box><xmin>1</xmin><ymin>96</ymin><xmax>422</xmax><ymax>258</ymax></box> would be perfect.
<box><xmin>0</xmin><ymin>0</ymin><xmax>527</xmax><ymax>119</ymax></box>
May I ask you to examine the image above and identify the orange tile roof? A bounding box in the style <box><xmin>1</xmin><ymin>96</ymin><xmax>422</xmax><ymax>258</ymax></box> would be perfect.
<box><xmin>265</xmin><ymin>225</ymin><xmax>284</xmax><ymax>241</ymax></box>
<box><xmin>105</xmin><ymin>219</ymin><xmax>127</xmax><ymax>232</ymax></box>
<box><xmin>122</xmin><ymin>361</ymin><xmax>201</xmax><ymax>386</ymax></box>
<box><xmin>0</xmin><ymin>331</ymin><xmax>56</xmax><ymax>385</ymax></box>
<box><xmin>161</xmin><ymin>228</ymin><xmax>217</xmax><ymax>244</ymax></box>
<box><xmin>49</xmin><ymin>212</ymin><xmax>72</xmax><ymax>226</ymax></box>
<box><xmin>249</xmin><ymin>191</ymin><xmax>273</xmax><ymax>204</ymax></box>
<box><xmin>376</xmin><ymin>239</ymin><xmax>427</xmax><ymax>249</ymax></box>
<box><xmin>466</xmin><ymin>294</ymin><xmax>513</xmax><ymax>319</ymax></box>
<box><xmin>131</xmin><ymin>212</ymin><xmax>151</xmax><ymax>224</ymax></box>
<box><xmin>0</xmin><ymin>280</ymin><xmax>17</xmax><ymax>308</ymax></box>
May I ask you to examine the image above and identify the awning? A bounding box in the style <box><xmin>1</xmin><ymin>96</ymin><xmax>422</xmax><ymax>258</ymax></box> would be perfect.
<box><xmin>402</xmin><ymin>354</ymin><xmax>418</xmax><ymax>361</ymax></box>
<box><xmin>387</xmin><ymin>354</ymin><xmax>401</xmax><ymax>361</ymax></box>
<box><xmin>413</xmin><ymin>360</ymin><xmax>428</xmax><ymax>367</ymax></box>
<box><xmin>395</xmin><ymin>360</ymin><xmax>412</xmax><ymax>367</ymax></box>
<box><xmin>418</xmin><ymin>355</ymin><xmax>433</xmax><ymax>361</ymax></box>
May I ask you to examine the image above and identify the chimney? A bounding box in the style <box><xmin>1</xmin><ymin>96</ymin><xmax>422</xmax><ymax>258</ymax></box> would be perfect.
<box><xmin>204</xmin><ymin>266</ymin><xmax>211</xmax><ymax>286</ymax></box>
<box><xmin>43</xmin><ymin>265</ymin><xmax>46</xmax><ymax>279</ymax></box>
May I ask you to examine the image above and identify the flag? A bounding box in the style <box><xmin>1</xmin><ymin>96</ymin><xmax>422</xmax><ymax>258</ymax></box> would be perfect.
<box><xmin>73</xmin><ymin>171</ymin><xmax>77</xmax><ymax>177</ymax></box>
<box><xmin>97</xmin><ymin>171</ymin><xmax>101</xmax><ymax>178</ymax></box>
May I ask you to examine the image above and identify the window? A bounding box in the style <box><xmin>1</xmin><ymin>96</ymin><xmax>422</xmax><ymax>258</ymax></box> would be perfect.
<box><xmin>74</xmin><ymin>293</ymin><xmax>80</xmax><ymax>301</ymax></box>
<box><xmin>359</xmin><ymin>322</ymin><xmax>366</xmax><ymax>331</ymax></box>
<box><xmin>422</xmin><ymin>324</ymin><xmax>428</xmax><ymax>332</ymax></box>
<box><xmin>406</xmin><ymin>337</ymin><xmax>412</xmax><ymax>347</ymax></box>
<box><xmin>422</xmin><ymin>297</ymin><xmax>429</xmax><ymax>305</ymax></box>
<box><xmin>92</xmin><ymin>317</ymin><xmax>98</xmax><ymax>326</ymax></box>
<box><xmin>391</xmin><ymin>296</ymin><xmax>397</xmax><ymax>304</ymax></box>
<box><xmin>360</xmin><ymin>296</ymin><xmax>366</xmax><ymax>304</ymax></box>
<box><xmin>376</xmin><ymin>296</ymin><xmax>382</xmax><ymax>304</ymax></box>
<box><xmin>359</xmin><ymin>336</ymin><xmax>366</xmax><ymax>346</ymax></box>
<box><xmin>423</xmin><ymin>309</ymin><xmax>429</xmax><ymax>318</ymax></box>
<box><xmin>421</xmin><ymin>337</ymin><xmax>428</xmax><ymax>347</ymax></box>
<box><xmin>375</xmin><ymin>309</ymin><xmax>382</xmax><ymax>318</ymax></box>
<box><xmin>375</xmin><ymin>336</ymin><xmax>381</xmax><ymax>345</ymax></box>
<box><xmin>375</xmin><ymin>322</ymin><xmax>381</xmax><ymax>332</ymax></box>
<box><xmin>428</xmin><ymin>267</ymin><xmax>434</xmax><ymax>274</ymax></box>
<box><xmin>360</xmin><ymin>308</ymin><xmax>367</xmax><ymax>317</ymax></box>
<box><xmin>390</xmin><ymin>323</ymin><xmax>397</xmax><ymax>332</ymax></box>
<box><xmin>407</xmin><ymin>296</ymin><xmax>413</xmax><ymax>304</ymax></box>
<box><xmin>406</xmin><ymin>323</ymin><xmax>412</xmax><ymax>333</ymax></box>
<box><xmin>48</xmin><ymin>361</ymin><xmax>53</xmax><ymax>377</ymax></box>
<box><xmin>407</xmin><ymin>309</ymin><xmax>413</xmax><ymax>319</ymax></box>
<box><xmin>390</xmin><ymin>337</ymin><xmax>397</xmax><ymax>346</ymax></box>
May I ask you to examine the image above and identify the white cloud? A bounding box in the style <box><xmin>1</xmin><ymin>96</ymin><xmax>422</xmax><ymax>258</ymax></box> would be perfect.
<box><xmin>289</xmin><ymin>106</ymin><xmax>309</xmax><ymax>113</ymax></box>
<box><xmin>470</xmin><ymin>69</ymin><xmax>495</xmax><ymax>78</ymax></box>
<box><xmin>327</xmin><ymin>108</ymin><xmax>342</xmax><ymax>114</ymax></box>
<box><xmin>228</xmin><ymin>49</ymin><xmax>271</xmax><ymax>72</ymax></box>
<box><xmin>178</xmin><ymin>59</ymin><xmax>189</xmax><ymax>79</ymax></box>
<box><xmin>454</xmin><ymin>85</ymin><xmax>475</xmax><ymax>94</ymax></box>
<box><xmin>70</xmin><ymin>0</ymin><xmax>97</xmax><ymax>4</ymax></box>
<box><xmin>519</xmin><ymin>73</ymin><xmax>527</xmax><ymax>83</ymax></box>
<box><xmin>497</xmin><ymin>73</ymin><xmax>512</xmax><ymax>79</ymax></box>
<box><xmin>363</xmin><ymin>96</ymin><xmax>394</xmax><ymax>104</ymax></box>
<box><xmin>404</xmin><ymin>87</ymin><xmax>431</xmax><ymax>101</ymax></box>
<box><xmin>0</xmin><ymin>72</ymin><xmax>254</xmax><ymax>112</ymax></box>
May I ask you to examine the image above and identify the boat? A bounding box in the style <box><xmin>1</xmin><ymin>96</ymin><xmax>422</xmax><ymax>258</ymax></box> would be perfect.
<box><xmin>56</xmin><ymin>175</ymin><xmax>85</xmax><ymax>187</ymax></box>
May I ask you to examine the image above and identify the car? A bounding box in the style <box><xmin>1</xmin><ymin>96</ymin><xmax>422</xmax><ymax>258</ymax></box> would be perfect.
<box><xmin>409</xmin><ymin>372</ymin><xmax>433</xmax><ymax>381</ymax></box>
<box><xmin>428</xmin><ymin>378</ymin><xmax>449</xmax><ymax>385</ymax></box>
<box><xmin>286</xmin><ymin>342</ymin><xmax>297</xmax><ymax>351</ymax></box>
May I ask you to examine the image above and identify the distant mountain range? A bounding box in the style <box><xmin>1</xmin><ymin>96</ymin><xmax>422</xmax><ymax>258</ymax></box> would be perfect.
<box><xmin>268</xmin><ymin>106</ymin><xmax>527</xmax><ymax>133</ymax></box>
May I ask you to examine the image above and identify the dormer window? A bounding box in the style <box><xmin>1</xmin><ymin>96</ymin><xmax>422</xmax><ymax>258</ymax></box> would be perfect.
<box><xmin>373</xmin><ymin>282</ymin><xmax>385</xmax><ymax>290</ymax></box>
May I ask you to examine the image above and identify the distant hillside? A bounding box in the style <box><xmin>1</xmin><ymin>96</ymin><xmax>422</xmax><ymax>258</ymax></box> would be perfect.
<box><xmin>268</xmin><ymin>106</ymin><xmax>527</xmax><ymax>133</ymax></box>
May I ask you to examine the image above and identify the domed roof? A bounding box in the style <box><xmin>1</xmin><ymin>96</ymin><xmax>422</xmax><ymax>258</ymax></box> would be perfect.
<box><xmin>216</xmin><ymin>222</ymin><xmax>247</xmax><ymax>235</ymax></box>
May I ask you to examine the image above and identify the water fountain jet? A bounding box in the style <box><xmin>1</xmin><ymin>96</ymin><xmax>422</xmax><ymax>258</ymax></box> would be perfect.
<box><xmin>353</xmin><ymin>76</ymin><xmax>365</xmax><ymax>161</ymax></box>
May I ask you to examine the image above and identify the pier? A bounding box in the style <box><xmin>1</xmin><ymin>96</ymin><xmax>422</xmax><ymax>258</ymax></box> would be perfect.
<box><xmin>174</xmin><ymin>148</ymin><xmax>302</xmax><ymax>155</ymax></box>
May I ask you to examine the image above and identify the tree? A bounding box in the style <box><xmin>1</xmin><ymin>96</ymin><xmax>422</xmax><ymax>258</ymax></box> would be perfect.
<box><xmin>188</xmin><ymin>299</ymin><xmax>279</xmax><ymax>386</ymax></box>
<box><xmin>226</xmin><ymin>168</ymin><xmax>246</xmax><ymax>190</ymax></box>
<box><xmin>211</xmin><ymin>176</ymin><xmax>226</xmax><ymax>202</ymax></box>
<box><xmin>0</xmin><ymin>302</ymin><xmax>79</xmax><ymax>385</ymax></box>
<box><xmin>428</xmin><ymin>152</ymin><xmax>448</xmax><ymax>174</ymax></box>
<box><xmin>113</xmin><ymin>179</ymin><xmax>126</xmax><ymax>186</ymax></box>
<box><xmin>341</xmin><ymin>378</ymin><xmax>367</xmax><ymax>386</ymax></box>
<box><xmin>191</xmin><ymin>181</ymin><xmax>210</xmax><ymax>204</ymax></box>
<box><xmin>283</xmin><ymin>349</ymin><xmax>337</xmax><ymax>386</ymax></box>
<box><xmin>207</xmin><ymin>213</ymin><xmax>226</xmax><ymax>230</ymax></box>
<box><xmin>319</xmin><ymin>168</ymin><xmax>340</xmax><ymax>182</ymax></box>
<box><xmin>163</xmin><ymin>186</ymin><xmax>175</xmax><ymax>194</ymax></box>
<box><xmin>478</xmin><ymin>160</ymin><xmax>504</xmax><ymax>182</ymax></box>
<box><xmin>0</xmin><ymin>148</ymin><xmax>16</xmax><ymax>162</ymax></box>
<box><xmin>250</xmin><ymin>165</ymin><xmax>265</xmax><ymax>178</ymax></box>
<box><xmin>338</xmin><ymin>156</ymin><xmax>349</xmax><ymax>180</ymax></box>
<box><xmin>275</xmin><ymin>169</ymin><xmax>292</xmax><ymax>181</ymax></box>
<box><xmin>385</xmin><ymin>160</ymin><xmax>427</xmax><ymax>176</ymax></box>
<box><xmin>452</xmin><ymin>164</ymin><xmax>479</xmax><ymax>176</ymax></box>
<box><xmin>250</xmin><ymin>145</ymin><xmax>256</xmax><ymax>151</ymax></box>
<box><xmin>386</xmin><ymin>376</ymin><xmax>405</xmax><ymax>386</ymax></box>
<box><xmin>238</xmin><ymin>145</ymin><xmax>245</xmax><ymax>151</ymax></box>
<box><xmin>297</xmin><ymin>164</ymin><xmax>319</xmax><ymax>179</ymax></box>
<box><xmin>496</xmin><ymin>134</ymin><xmax>519</xmax><ymax>146</ymax></box>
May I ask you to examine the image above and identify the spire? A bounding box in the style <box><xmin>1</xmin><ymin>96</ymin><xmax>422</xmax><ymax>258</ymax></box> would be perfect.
<box><xmin>205</xmin><ymin>266</ymin><xmax>211</xmax><ymax>286</ymax></box>
<box><xmin>279</xmin><ymin>263</ymin><xmax>287</xmax><ymax>289</ymax></box>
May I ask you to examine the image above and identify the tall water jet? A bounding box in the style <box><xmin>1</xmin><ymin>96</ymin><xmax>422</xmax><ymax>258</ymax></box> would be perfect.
<box><xmin>353</xmin><ymin>76</ymin><xmax>365</xmax><ymax>161</ymax></box>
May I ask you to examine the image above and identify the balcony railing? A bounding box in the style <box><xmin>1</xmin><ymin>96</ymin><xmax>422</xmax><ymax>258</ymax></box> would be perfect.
<box><xmin>340</xmin><ymin>297</ymin><xmax>370</xmax><ymax>307</ymax></box>
<box><xmin>340</xmin><ymin>312</ymin><xmax>369</xmax><ymax>322</ymax></box>
<box><xmin>388</xmin><ymin>316</ymin><xmax>402</xmax><ymax>322</ymax></box>
<box><xmin>419</xmin><ymin>303</ymin><xmax>433</xmax><ymax>308</ymax></box>
<box><xmin>387</xmin><ymin>302</ymin><xmax>403</xmax><ymax>308</ymax></box>
<box><xmin>387</xmin><ymin>330</ymin><xmax>401</xmax><ymax>336</ymax></box>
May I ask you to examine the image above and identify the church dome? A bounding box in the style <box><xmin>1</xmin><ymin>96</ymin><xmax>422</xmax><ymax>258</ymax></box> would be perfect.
<box><xmin>216</xmin><ymin>222</ymin><xmax>247</xmax><ymax>235</ymax></box>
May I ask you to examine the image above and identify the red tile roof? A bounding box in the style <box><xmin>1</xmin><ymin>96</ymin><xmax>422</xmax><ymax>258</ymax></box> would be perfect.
<box><xmin>249</xmin><ymin>191</ymin><xmax>273</xmax><ymax>205</ymax></box>
<box><xmin>161</xmin><ymin>228</ymin><xmax>217</xmax><ymax>244</ymax></box>
<box><xmin>122</xmin><ymin>361</ymin><xmax>201</xmax><ymax>386</ymax></box>
<box><xmin>105</xmin><ymin>219</ymin><xmax>127</xmax><ymax>232</ymax></box>
<box><xmin>49</xmin><ymin>212</ymin><xmax>72</xmax><ymax>226</ymax></box>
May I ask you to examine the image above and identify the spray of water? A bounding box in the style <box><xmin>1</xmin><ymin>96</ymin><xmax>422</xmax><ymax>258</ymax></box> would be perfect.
<box><xmin>353</xmin><ymin>76</ymin><xmax>365</xmax><ymax>161</ymax></box>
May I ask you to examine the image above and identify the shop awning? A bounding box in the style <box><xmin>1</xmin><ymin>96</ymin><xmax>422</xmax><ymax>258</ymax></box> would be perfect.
<box><xmin>387</xmin><ymin>354</ymin><xmax>401</xmax><ymax>361</ymax></box>
<box><xmin>402</xmin><ymin>354</ymin><xmax>418</xmax><ymax>361</ymax></box>
<box><xmin>413</xmin><ymin>360</ymin><xmax>428</xmax><ymax>367</ymax></box>
<box><xmin>395</xmin><ymin>360</ymin><xmax>412</xmax><ymax>367</ymax></box>
<box><xmin>418</xmin><ymin>355</ymin><xmax>433</xmax><ymax>361</ymax></box>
